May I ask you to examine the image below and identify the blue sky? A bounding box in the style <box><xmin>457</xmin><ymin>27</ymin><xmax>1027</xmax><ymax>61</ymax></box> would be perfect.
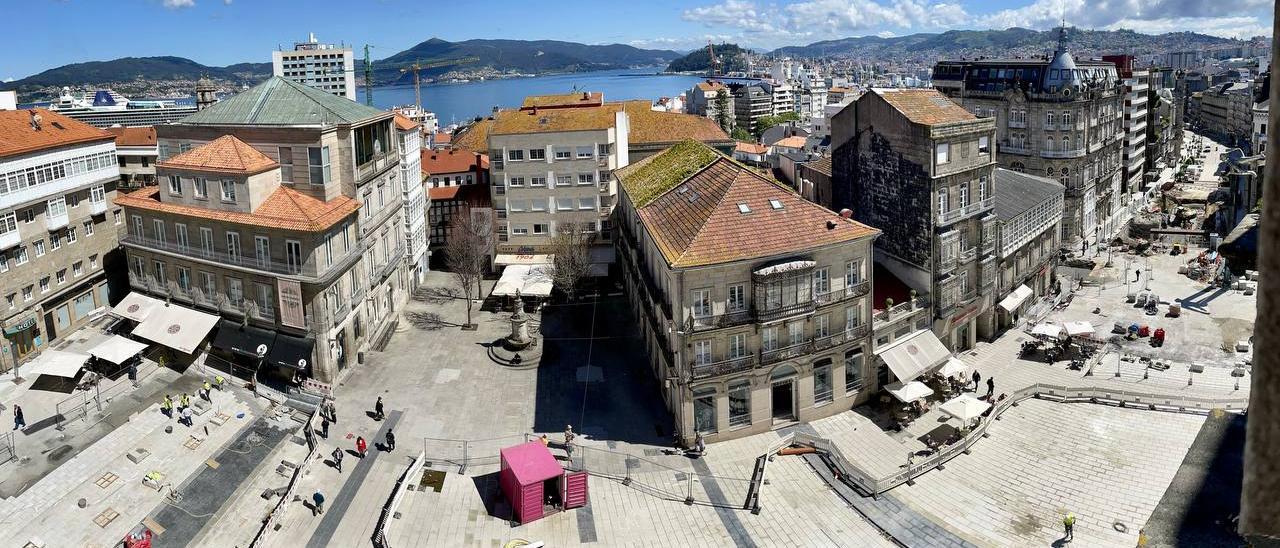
<box><xmin>5</xmin><ymin>0</ymin><xmax>1273</xmax><ymax>81</ymax></box>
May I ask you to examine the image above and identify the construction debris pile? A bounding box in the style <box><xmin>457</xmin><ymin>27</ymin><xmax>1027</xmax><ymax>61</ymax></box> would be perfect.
<box><xmin>1178</xmin><ymin>250</ymin><xmax>1227</xmax><ymax>285</ymax></box>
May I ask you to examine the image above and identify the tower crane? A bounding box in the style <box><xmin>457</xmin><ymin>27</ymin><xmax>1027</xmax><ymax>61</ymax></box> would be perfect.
<box><xmin>399</xmin><ymin>57</ymin><xmax>481</xmax><ymax>112</ymax></box>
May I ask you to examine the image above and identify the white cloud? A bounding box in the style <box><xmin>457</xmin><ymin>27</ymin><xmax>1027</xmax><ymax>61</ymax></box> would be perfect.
<box><xmin>162</xmin><ymin>0</ymin><xmax>195</xmax><ymax>7</ymax></box>
<box><xmin>681</xmin><ymin>0</ymin><xmax>1272</xmax><ymax>48</ymax></box>
<box><xmin>628</xmin><ymin>35</ymin><xmax>736</xmax><ymax>51</ymax></box>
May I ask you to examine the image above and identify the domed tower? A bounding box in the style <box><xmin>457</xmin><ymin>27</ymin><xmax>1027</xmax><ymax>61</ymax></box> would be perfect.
<box><xmin>1042</xmin><ymin>25</ymin><xmax>1082</xmax><ymax>94</ymax></box>
<box><xmin>195</xmin><ymin>76</ymin><xmax>218</xmax><ymax>111</ymax></box>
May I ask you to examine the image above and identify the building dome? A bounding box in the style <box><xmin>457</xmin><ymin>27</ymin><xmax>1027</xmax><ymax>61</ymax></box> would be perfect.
<box><xmin>1043</xmin><ymin>50</ymin><xmax>1082</xmax><ymax>93</ymax></box>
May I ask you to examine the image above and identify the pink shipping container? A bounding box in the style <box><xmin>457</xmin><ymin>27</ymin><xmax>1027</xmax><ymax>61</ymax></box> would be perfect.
<box><xmin>500</xmin><ymin>441</ymin><xmax>587</xmax><ymax>524</ymax></box>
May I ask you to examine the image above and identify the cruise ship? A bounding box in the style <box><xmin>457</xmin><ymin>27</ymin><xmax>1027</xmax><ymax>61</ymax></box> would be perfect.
<box><xmin>45</xmin><ymin>87</ymin><xmax>198</xmax><ymax>128</ymax></box>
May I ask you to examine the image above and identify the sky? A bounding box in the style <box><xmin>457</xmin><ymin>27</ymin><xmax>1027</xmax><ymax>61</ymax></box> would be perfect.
<box><xmin>4</xmin><ymin>0</ymin><xmax>1274</xmax><ymax>81</ymax></box>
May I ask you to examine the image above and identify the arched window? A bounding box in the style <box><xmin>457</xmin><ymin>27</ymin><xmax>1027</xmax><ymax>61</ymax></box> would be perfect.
<box><xmin>1046</xmin><ymin>136</ymin><xmax>1055</xmax><ymax>151</ymax></box>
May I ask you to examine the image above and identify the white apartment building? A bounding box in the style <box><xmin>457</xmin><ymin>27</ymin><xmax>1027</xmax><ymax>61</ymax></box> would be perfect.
<box><xmin>394</xmin><ymin>115</ymin><xmax>429</xmax><ymax>287</ymax></box>
<box><xmin>488</xmin><ymin>93</ymin><xmax>630</xmax><ymax>264</ymax></box>
<box><xmin>272</xmin><ymin>33</ymin><xmax>357</xmax><ymax>101</ymax></box>
<box><xmin>0</xmin><ymin>110</ymin><xmax>121</xmax><ymax>372</ymax></box>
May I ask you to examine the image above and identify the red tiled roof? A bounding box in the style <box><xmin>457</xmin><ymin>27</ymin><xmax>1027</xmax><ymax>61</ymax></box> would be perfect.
<box><xmin>393</xmin><ymin>113</ymin><xmax>419</xmax><ymax>131</ymax></box>
<box><xmin>421</xmin><ymin>149</ymin><xmax>486</xmax><ymax>176</ymax></box>
<box><xmin>521</xmin><ymin>92</ymin><xmax>604</xmax><ymax>110</ymax></box>
<box><xmin>157</xmin><ymin>135</ymin><xmax>278</xmax><ymax>175</ymax></box>
<box><xmin>696</xmin><ymin>81</ymin><xmax>728</xmax><ymax>92</ymax></box>
<box><xmin>106</xmin><ymin>126</ymin><xmax>157</xmax><ymax>147</ymax></box>
<box><xmin>450</xmin><ymin>120</ymin><xmax>490</xmax><ymax>153</ymax></box>
<box><xmin>115</xmin><ymin>185</ymin><xmax>358</xmax><ymax>232</ymax></box>
<box><xmin>735</xmin><ymin>142</ymin><xmax>768</xmax><ymax>155</ymax></box>
<box><xmin>0</xmin><ymin>109</ymin><xmax>114</xmax><ymax>159</ymax></box>
<box><xmin>427</xmin><ymin>183</ymin><xmax>490</xmax><ymax>206</ymax></box>
<box><xmin>628</xmin><ymin>142</ymin><xmax>879</xmax><ymax>268</ymax></box>
<box><xmin>772</xmin><ymin>136</ymin><xmax>806</xmax><ymax>149</ymax></box>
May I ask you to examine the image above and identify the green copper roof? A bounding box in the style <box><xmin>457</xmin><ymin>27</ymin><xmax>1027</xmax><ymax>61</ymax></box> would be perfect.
<box><xmin>616</xmin><ymin>140</ymin><xmax>723</xmax><ymax>208</ymax></box>
<box><xmin>179</xmin><ymin>76</ymin><xmax>387</xmax><ymax>127</ymax></box>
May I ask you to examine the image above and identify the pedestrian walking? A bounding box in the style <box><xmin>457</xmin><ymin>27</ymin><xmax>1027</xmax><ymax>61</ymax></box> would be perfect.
<box><xmin>161</xmin><ymin>395</ymin><xmax>173</xmax><ymax>418</ymax></box>
<box><xmin>312</xmin><ymin>490</ymin><xmax>325</xmax><ymax>516</ymax></box>
<box><xmin>563</xmin><ymin>424</ymin><xmax>575</xmax><ymax>457</ymax></box>
<box><xmin>971</xmin><ymin>370</ymin><xmax>982</xmax><ymax>392</ymax></box>
<box><xmin>693</xmin><ymin>433</ymin><xmax>706</xmax><ymax>457</ymax></box>
<box><xmin>356</xmin><ymin>436</ymin><xmax>367</xmax><ymax>458</ymax></box>
<box><xmin>331</xmin><ymin>448</ymin><xmax>344</xmax><ymax>473</ymax></box>
<box><xmin>319</xmin><ymin>417</ymin><xmax>329</xmax><ymax>439</ymax></box>
<box><xmin>1063</xmin><ymin>512</ymin><xmax>1076</xmax><ymax>541</ymax></box>
<box><xmin>181</xmin><ymin>407</ymin><xmax>193</xmax><ymax>427</ymax></box>
<box><xmin>179</xmin><ymin>393</ymin><xmax>191</xmax><ymax>411</ymax></box>
<box><xmin>986</xmin><ymin>377</ymin><xmax>995</xmax><ymax>398</ymax></box>
<box><xmin>325</xmin><ymin>401</ymin><xmax>337</xmax><ymax>424</ymax></box>
<box><xmin>385</xmin><ymin>428</ymin><xmax>396</xmax><ymax>451</ymax></box>
<box><xmin>13</xmin><ymin>405</ymin><xmax>24</xmax><ymax>431</ymax></box>
<box><xmin>1134</xmin><ymin>268</ymin><xmax>1142</xmax><ymax>282</ymax></box>
<box><xmin>374</xmin><ymin>396</ymin><xmax>385</xmax><ymax>421</ymax></box>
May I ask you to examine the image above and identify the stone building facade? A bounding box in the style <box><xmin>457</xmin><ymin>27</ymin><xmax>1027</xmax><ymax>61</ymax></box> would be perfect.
<box><xmin>141</xmin><ymin>77</ymin><xmax>408</xmax><ymax>385</ymax></box>
<box><xmin>932</xmin><ymin>34</ymin><xmax>1125</xmax><ymax>248</ymax></box>
<box><xmin>991</xmin><ymin>169</ymin><xmax>1064</xmax><ymax>330</ymax></box>
<box><xmin>0</xmin><ymin>109</ymin><xmax>123</xmax><ymax>373</ymax></box>
<box><xmin>615</xmin><ymin>140</ymin><xmax>879</xmax><ymax>444</ymax></box>
<box><xmin>832</xmin><ymin>88</ymin><xmax>998</xmax><ymax>350</ymax></box>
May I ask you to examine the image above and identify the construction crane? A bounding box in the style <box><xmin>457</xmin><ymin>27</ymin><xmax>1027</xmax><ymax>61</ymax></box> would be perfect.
<box><xmin>706</xmin><ymin>41</ymin><xmax>722</xmax><ymax>77</ymax></box>
<box><xmin>399</xmin><ymin>57</ymin><xmax>481</xmax><ymax>112</ymax></box>
<box><xmin>363</xmin><ymin>44</ymin><xmax>375</xmax><ymax>106</ymax></box>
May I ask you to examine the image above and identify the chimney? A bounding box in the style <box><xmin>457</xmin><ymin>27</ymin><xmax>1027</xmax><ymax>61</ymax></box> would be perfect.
<box><xmin>826</xmin><ymin>220</ymin><xmax>837</xmax><ymax>230</ymax></box>
<box><xmin>582</xmin><ymin>91</ymin><xmax>589</xmax><ymax>100</ymax></box>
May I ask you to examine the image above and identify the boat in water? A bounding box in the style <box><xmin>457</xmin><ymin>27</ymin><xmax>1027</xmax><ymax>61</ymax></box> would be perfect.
<box><xmin>45</xmin><ymin>87</ymin><xmax>199</xmax><ymax>128</ymax></box>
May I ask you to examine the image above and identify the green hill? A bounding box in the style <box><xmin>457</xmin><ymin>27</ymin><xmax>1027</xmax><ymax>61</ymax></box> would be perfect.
<box><xmin>666</xmin><ymin>43</ymin><xmax>751</xmax><ymax>73</ymax></box>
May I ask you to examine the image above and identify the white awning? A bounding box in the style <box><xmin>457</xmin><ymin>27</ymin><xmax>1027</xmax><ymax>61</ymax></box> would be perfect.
<box><xmin>111</xmin><ymin>292</ymin><xmax>163</xmax><ymax>323</ymax></box>
<box><xmin>938</xmin><ymin>356</ymin><xmax>969</xmax><ymax>378</ymax></box>
<box><xmin>874</xmin><ymin>329</ymin><xmax>950</xmax><ymax>383</ymax></box>
<box><xmin>28</xmin><ymin>350</ymin><xmax>90</xmax><ymax>377</ymax></box>
<box><xmin>492</xmin><ymin>264</ymin><xmax>555</xmax><ymax>298</ymax></box>
<box><xmin>753</xmin><ymin>260</ymin><xmax>816</xmax><ymax>278</ymax></box>
<box><xmin>131</xmin><ymin>303</ymin><xmax>220</xmax><ymax>354</ymax></box>
<box><xmin>885</xmin><ymin>380</ymin><xmax>934</xmax><ymax>402</ymax></box>
<box><xmin>1064</xmin><ymin>321</ymin><xmax>1096</xmax><ymax>337</ymax></box>
<box><xmin>998</xmin><ymin>285</ymin><xmax>1034</xmax><ymax>312</ymax></box>
<box><xmin>494</xmin><ymin>253</ymin><xmax>553</xmax><ymax>266</ymax></box>
<box><xmin>89</xmin><ymin>335</ymin><xmax>150</xmax><ymax>365</ymax></box>
<box><xmin>939</xmin><ymin>394</ymin><xmax>991</xmax><ymax>422</ymax></box>
<box><xmin>1031</xmin><ymin>322</ymin><xmax>1065</xmax><ymax>339</ymax></box>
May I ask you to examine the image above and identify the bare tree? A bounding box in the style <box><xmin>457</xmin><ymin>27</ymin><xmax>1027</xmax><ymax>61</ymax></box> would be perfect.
<box><xmin>549</xmin><ymin>222</ymin><xmax>594</xmax><ymax>301</ymax></box>
<box><xmin>444</xmin><ymin>207</ymin><xmax>491</xmax><ymax>328</ymax></box>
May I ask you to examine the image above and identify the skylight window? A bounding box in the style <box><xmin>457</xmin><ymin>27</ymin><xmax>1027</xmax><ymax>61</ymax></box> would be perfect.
<box><xmin>769</xmin><ymin>199</ymin><xmax>784</xmax><ymax>210</ymax></box>
<box><xmin>737</xmin><ymin>203</ymin><xmax>751</xmax><ymax>214</ymax></box>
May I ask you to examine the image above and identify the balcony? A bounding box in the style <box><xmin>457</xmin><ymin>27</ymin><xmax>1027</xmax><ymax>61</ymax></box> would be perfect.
<box><xmin>1041</xmin><ymin>148</ymin><xmax>1086</xmax><ymax>159</ymax></box>
<box><xmin>813</xmin><ymin>324</ymin><xmax>870</xmax><ymax>351</ymax></box>
<box><xmin>689</xmin><ymin>309</ymin><xmax>753</xmax><ymax>331</ymax></box>
<box><xmin>813</xmin><ymin>280</ymin><xmax>871</xmax><ymax>306</ymax></box>
<box><xmin>761</xmin><ymin>339</ymin><xmax>814</xmax><ymax>366</ymax></box>
<box><xmin>355</xmin><ymin>152</ymin><xmax>395</xmax><ymax>181</ymax></box>
<box><xmin>938</xmin><ymin>255</ymin><xmax>957</xmax><ymax>275</ymax></box>
<box><xmin>45</xmin><ymin>210</ymin><xmax>68</xmax><ymax>231</ymax></box>
<box><xmin>598</xmin><ymin>183</ymin><xmax>610</xmax><ymax>194</ymax></box>
<box><xmin>999</xmin><ymin>143</ymin><xmax>1031</xmax><ymax>156</ymax></box>
<box><xmin>756</xmin><ymin>301</ymin><xmax>816</xmax><ymax>323</ymax></box>
<box><xmin>961</xmin><ymin>197</ymin><xmax>993</xmax><ymax>218</ymax></box>
<box><xmin>89</xmin><ymin>199</ymin><xmax>108</xmax><ymax>216</ymax></box>
<box><xmin>937</xmin><ymin>207</ymin><xmax>963</xmax><ymax>225</ymax></box>
<box><xmin>1007</xmin><ymin>119</ymin><xmax>1027</xmax><ymax>129</ymax></box>
<box><xmin>375</xmin><ymin>245</ymin><xmax>406</xmax><ymax>282</ymax></box>
<box><xmin>121</xmin><ymin>233</ymin><xmax>359</xmax><ymax>280</ymax></box>
<box><xmin>959</xmin><ymin>246</ymin><xmax>978</xmax><ymax>263</ymax></box>
<box><xmin>0</xmin><ymin>229</ymin><xmax>19</xmax><ymax>250</ymax></box>
<box><xmin>691</xmin><ymin>354</ymin><xmax>755</xmax><ymax>379</ymax></box>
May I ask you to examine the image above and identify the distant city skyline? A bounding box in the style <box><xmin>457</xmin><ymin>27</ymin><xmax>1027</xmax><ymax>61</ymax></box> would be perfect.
<box><xmin>5</xmin><ymin>0</ymin><xmax>1272</xmax><ymax>81</ymax></box>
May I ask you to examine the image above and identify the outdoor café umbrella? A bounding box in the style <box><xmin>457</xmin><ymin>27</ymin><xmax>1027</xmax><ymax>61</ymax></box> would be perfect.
<box><xmin>938</xmin><ymin>357</ymin><xmax>969</xmax><ymax>378</ymax></box>
<box><xmin>1031</xmin><ymin>322</ymin><xmax>1065</xmax><ymax>339</ymax></box>
<box><xmin>885</xmin><ymin>380</ymin><xmax>934</xmax><ymax>403</ymax></box>
<box><xmin>1064</xmin><ymin>321</ymin><xmax>1095</xmax><ymax>338</ymax></box>
<box><xmin>939</xmin><ymin>394</ymin><xmax>991</xmax><ymax>423</ymax></box>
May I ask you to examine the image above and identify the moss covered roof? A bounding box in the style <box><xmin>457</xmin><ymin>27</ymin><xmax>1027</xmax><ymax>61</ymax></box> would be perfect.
<box><xmin>615</xmin><ymin>140</ymin><xmax>722</xmax><ymax>208</ymax></box>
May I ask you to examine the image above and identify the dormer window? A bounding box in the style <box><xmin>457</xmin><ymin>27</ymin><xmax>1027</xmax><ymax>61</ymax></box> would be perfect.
<box><xmin>220</xmin><ymin>179</ymin><xmax>236</xmax><ymax>202</ymax></box>
<box><xmin>769</xmin><ymin>199</ymin><xmax>783</xmax><ymax>210</ymax></box>
<box><xmin>737</xmin><ymin>203</ymin><xmax>751</xmax><ymax>214</ymax></box>
<box><xmin>167</xmin><ymin>176</ymin><xmax>182</xmax><ymax>196</ymax></box>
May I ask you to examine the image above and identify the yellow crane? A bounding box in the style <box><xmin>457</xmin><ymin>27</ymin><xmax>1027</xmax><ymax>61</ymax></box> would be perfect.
<box><xmin>400</xmin><ymin>57</ymin><xmax>480</xmax><ymax>112</ymax></box>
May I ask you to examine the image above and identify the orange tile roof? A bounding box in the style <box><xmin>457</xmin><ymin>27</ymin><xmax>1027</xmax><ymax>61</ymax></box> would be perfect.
<box><xmin>870</xmin><ymin>88</ymin><xmax>976</xmax><ymax>126</ymax></box>
<box><xmin>115</xmin><ymin>185</ymin><xmax>359</xmax><ymax>232</ymax></box>
<box><xmin>427</xmin><ymin>183</ymin><xmax>490</xmax><ymax>206</ymax></box>
<box><xmin>432</xmin><ymin>132</ymin><xmax>452</xmax><ymax>145</ymax></box>
<box><xmin>772</xmin><ymin>136</ymin><xmax>807</xmax><ymax>150</ymax></box>
<box><xmin>106</xmin><ymin>126</ymin><xmax>157</xmax><ymax>147</ymax></box>
<box><xmin>157</xmin><ymin>135</ymin><xmax>278</xmax><ymax>175</ymax></box>
<box><xmin>451</xmin><ymin>120</ymin><xmax>492</xmax><ymax>153</ymax></box>
<box><xmin>627</xmin><ymin>141</ymin><xmax>878</xmax><ymax>268</ymax></box>
<box><xmin>696</xmin><ymin>81</ymin><xmax>728</xmax><ymax>92</ymax></box>
<box><xmin>492</xmin><ymin>104</ymin><xmax>619</xmax><ymax>135</ymax></box>
<box><xmin>521</xmin><ymin>92</ymin><xmax>603</xmax><ymax>110</ymax></box>
<box><xmin>393</xmin><ymin>113</ymin><xmax>420</xmax><ymax>131</ymax></box>
<box><xmin>0</xmin><ymin>109</ymin><xmax>114</xmax><ymax>159</ymax></box>
<box><xmin>621</xmin><ymin>101</ymin><xmax>731</xmax><ymax>145</ymax></box>
<box><xmin>735</xmin><ymin>142</ymin><xmax>768</xmax><ymax>155</ymax></box>
<box><xmin>421</xmin><ymin>149</ymin><xmax>486</xmax><ymax>176</ymax></box>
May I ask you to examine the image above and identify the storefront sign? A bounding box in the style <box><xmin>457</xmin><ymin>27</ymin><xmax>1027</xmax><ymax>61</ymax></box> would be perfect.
<box><xmin>277</xmin><ymin>280</ymin><xmax>306</xmax><ymax>329</ymax></box>
<box><xmin>3</xmin><ymin>317</ymin><xmax>36</xmax><ymax>336</ymax></box>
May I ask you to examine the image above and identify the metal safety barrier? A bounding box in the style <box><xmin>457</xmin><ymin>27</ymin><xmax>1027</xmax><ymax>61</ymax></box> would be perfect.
<box><xmin>372</xmin><ymin>450</ymin><xmax>426</xmax><ymax>548</ymax></box>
